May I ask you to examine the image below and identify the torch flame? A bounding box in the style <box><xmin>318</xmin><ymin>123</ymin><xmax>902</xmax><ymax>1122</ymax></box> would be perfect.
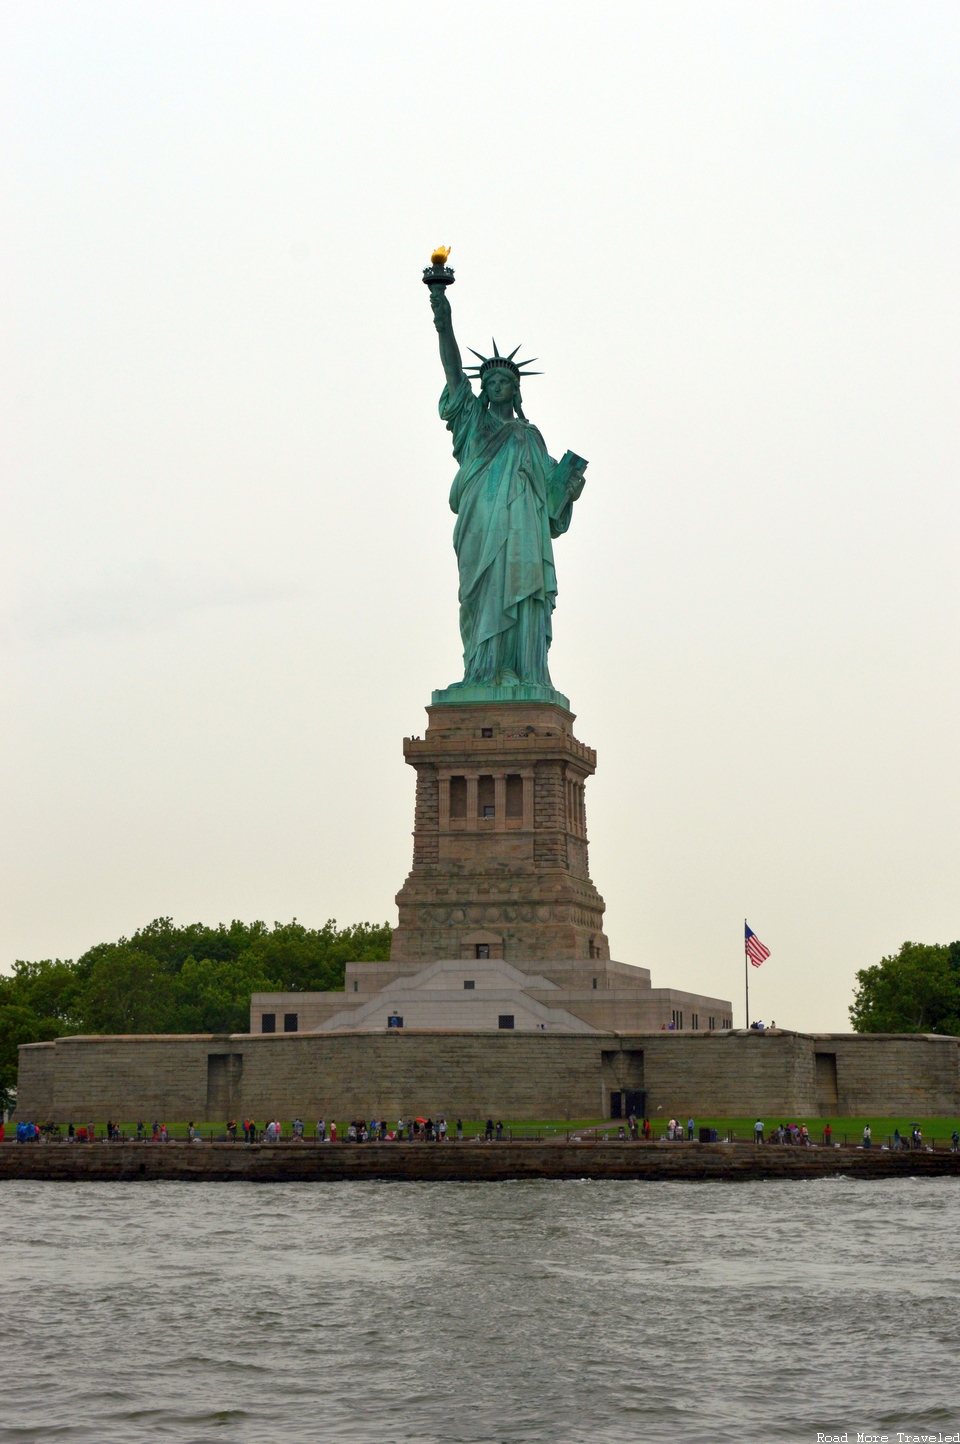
<box><xmin>430</xmin><ymin>246</ymin><xmax>451</xmax><ymax>266</ymax></box>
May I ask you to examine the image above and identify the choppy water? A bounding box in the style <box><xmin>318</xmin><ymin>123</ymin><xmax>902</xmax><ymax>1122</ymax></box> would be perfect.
<box><xmin>1</xmin><ymin>1178</ymin><xmax>958</xmax><ymax>1443</ymax></box>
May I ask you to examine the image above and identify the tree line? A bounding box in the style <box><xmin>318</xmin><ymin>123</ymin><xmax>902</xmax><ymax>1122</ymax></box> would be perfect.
<box><xmin>0</xmin><ymin>916</ymin><xmax>392</xmax><ymax>1109</ymax></box>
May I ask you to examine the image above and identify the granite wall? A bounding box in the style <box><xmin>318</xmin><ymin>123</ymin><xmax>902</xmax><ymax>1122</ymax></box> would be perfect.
<box><xmin>14</xmin><ymin>1030</ymin><xmax>960</xmax><ymax>1122</ymax></box>
<box><xmin>813</xmin><ymin>1035</ymin><xmax>960</xmax><ymax>1117</ymax></box>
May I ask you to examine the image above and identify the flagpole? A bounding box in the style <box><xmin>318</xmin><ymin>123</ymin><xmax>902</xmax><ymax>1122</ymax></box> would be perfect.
<box><xmin>744</xmin><ymin>917</ymin><xmax>749</xmax><ymax>1029</ymax></box>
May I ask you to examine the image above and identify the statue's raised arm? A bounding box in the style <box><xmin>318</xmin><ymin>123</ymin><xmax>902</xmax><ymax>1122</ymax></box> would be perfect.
<box><xmin>430</xmin><ymin>287</ymin><xmax>465</xmax><ymax>393</ymax></box>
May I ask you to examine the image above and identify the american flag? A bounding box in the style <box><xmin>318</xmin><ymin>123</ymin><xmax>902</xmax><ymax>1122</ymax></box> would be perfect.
<box><xmin>745</xmin><ymin>923</ymin><xmax>770</xmax><ymax>968</ymax></box>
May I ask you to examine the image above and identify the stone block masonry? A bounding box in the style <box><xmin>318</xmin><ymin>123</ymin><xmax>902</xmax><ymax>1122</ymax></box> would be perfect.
<box><xmin>15</xmin><ymin>1029</ymin><xmax>960</xmax><ymax>1125</ymax></box>
<box><xmin>3</xmin><ymin>1140</ymin><xmax>960</xmax><ymax>1185</ymax></box>
<box><xmin>812</xmin><ymin>1034</ymin><xmax>960</xmax><ymax>1117</ymax></box>
<box><xmin>393</xmin><ymin>701</ymin><xmax>610</xmax><ymax>964</ymax></box>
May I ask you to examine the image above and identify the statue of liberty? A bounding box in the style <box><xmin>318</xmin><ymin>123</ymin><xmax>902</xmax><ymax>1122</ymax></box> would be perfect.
<box><xmin>427</xmin><ymin>257</ymin><xmax>588</xmax><ymax>706</ymax></box>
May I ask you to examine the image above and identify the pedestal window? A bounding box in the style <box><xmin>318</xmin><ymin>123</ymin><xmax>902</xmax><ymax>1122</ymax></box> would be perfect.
<box><xmin>449</xmin><ymin>776</ymin><xmax>467</xmax><ymax>818</ymax></box>
<box><xmin>478</xmin><ymin>775</ymin><xmax>495</xmax><ymax>821</ymax></box>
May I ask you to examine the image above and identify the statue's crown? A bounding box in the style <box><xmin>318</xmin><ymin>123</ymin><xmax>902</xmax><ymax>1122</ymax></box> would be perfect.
<box><xmin>465</xmin><ymin>340</ymin><xmax>541</xmax><ymax>382</ymax></box>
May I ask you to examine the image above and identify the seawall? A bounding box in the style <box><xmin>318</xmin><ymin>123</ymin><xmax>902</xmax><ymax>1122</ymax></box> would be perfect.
<box><xmin>2</xmin><ymin>1141</ymin><xmax>959</xmax><ymax>1183</ymax></box>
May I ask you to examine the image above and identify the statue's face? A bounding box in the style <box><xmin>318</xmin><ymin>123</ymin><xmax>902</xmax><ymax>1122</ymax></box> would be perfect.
<box><xmin>482</xmin><ymin>370</ymin><xmax>517</xmax><ymax>406</ymax></box>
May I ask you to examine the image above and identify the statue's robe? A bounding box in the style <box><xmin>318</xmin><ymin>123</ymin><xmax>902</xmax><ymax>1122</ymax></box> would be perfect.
<box><xmin>440</xmin><ymin>375</ymin><xmax>585</xmax><ymax>687</ymax></box>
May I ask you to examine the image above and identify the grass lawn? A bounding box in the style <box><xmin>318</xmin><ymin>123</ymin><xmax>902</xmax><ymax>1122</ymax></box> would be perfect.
<box><xmin>20</xmin><ymin>1116</ymin><xmax>960</xmax><ymax>1146</ymax></box>
<box><xmin>636</xmin><ymin>1117</ymin><xmax>960</xmax><ymax>1147</ymax></box>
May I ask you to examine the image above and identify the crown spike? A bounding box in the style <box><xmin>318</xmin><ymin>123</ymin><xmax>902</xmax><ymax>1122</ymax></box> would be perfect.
<box><xmin>465</xmin><ymin>342</ymin><xmax>544</xmax><ymax>383</ymax></box>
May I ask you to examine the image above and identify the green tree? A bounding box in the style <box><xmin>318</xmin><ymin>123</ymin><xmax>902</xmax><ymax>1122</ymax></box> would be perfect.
<box><xmin>79</xmin><ymin>945</ymin><xmax>176</xmax><ymax>1034</ymax></box>
<box><xmin>170</xmin><ymin>951</ymin><xmax>278</xmax><ymax>1034</ymax></box>
<box><xmin>0</xmin><ymin>916</ymin><xmax>393</xmax><ymax>1105</ymax></box>
<box><xmin>69</xmin><ymin>917</ymin><xmax>393</xmax><ymax>1030</ymax></box>
<box><xmin>849</xmin><ymin>940</ymin><xmax>960</xmax><ymax>1035</ymax></box>
<box><xmin>239</xmin><ymin>919</ymin><xmax>393</xmax><ymax>993</ymax></box>
<box><xmin>0</xmin><ymin>959</ymin><xmax>81</xmax><ymax>1110</ymax></box>
<box><xmin>0</xmin><ymin>958</ymin><xmax>84</xmax><ymax>1027</ymax></box>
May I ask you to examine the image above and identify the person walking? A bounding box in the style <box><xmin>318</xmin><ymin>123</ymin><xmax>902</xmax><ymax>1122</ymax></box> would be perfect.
<box><xmin>862</xmin><ymin>1124</ymin><xmax>872</xmax><ymax>1148</ymax></box>
<box><xmin>951</xmin><ymin>1130</ymin><xmax>959</xmax><ymax>1153</ymax></box>
<box><xmin>456</xmin><ymin>1118</ymin><xmax>463</xmax><ymax>1141</ymax></box>
<box><xmin>686</xmin><ymin>1118</ymin><xmax>694</xmax><ymax>1141</ymax></box>
<box><xmin>754</xmin><ymin>1119</ymin><xmax>764</xmax><ymax>1145</ymax></box>
<box><xmin>495</xmin><ymin>1120</ymin><xmax>503</xmax><ymax>1141</ymax></box>
<box><xmin>485</xmin><ymin>1118</ymin><xmax>494</xmax><ymax>1141</ymax></box>
<box><xmin>330</xmin><ymin>1121</ymin><xmax>337</xmax><ymax>1142</ymax></box>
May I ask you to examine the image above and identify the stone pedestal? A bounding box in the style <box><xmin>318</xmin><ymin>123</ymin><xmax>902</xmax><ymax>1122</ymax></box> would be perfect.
<box><xmin>392</xmin><ymin>702</ymin><xmax>610</xmax><ymax>964</ymax></box>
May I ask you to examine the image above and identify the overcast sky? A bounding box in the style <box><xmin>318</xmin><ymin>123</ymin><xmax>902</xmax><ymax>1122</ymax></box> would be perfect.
<box><xmin>2</xmin><ymin>2</ymin><xmax>958</xmax><ymax>1030</ymax></box>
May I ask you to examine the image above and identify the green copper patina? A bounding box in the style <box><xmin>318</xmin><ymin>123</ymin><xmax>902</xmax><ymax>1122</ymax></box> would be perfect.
<box><xmin>428</xmin><ymin>278</ymin><xmax>587</xmax><ymax>709</ymax></box>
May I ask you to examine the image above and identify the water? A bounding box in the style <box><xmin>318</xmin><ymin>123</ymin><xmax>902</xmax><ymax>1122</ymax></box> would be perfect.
<box><xmin>1</xmin><ymin>1178</ymin><xmax>958</xmax><ymax>1443</ymax></box>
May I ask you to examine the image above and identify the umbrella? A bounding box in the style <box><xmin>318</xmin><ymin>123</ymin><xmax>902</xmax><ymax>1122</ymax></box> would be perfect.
<box><xmin>415</xmin><ymin>1117</ymin><xmax>427</xmax><ymax>1124</ymax></box>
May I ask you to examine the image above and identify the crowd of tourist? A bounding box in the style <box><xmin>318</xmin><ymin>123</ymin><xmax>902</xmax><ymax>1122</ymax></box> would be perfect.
<box><xmin>889</xmin><ymin>1124</ymin><xmax>954</xmax><ymax>1151</ymax></box>
<box><xmin>234</xmin><ymin>1114</ymin><xmax>473</xmax><ymax>1142</ymax></box>
<box><xmin>6</xmin><ymin>1115</ymin><xmax>522</xmax><ymax>1144</ymax></box>
<box><xmin>6</xmin><ymin>1117</ymin><xmax>959</xmax><ymax>1151</ymax></box>
<box><xmin>751</xmin><ymin>1121</ymin><xmax>814</xmax><ymax>1145</ymax></box>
